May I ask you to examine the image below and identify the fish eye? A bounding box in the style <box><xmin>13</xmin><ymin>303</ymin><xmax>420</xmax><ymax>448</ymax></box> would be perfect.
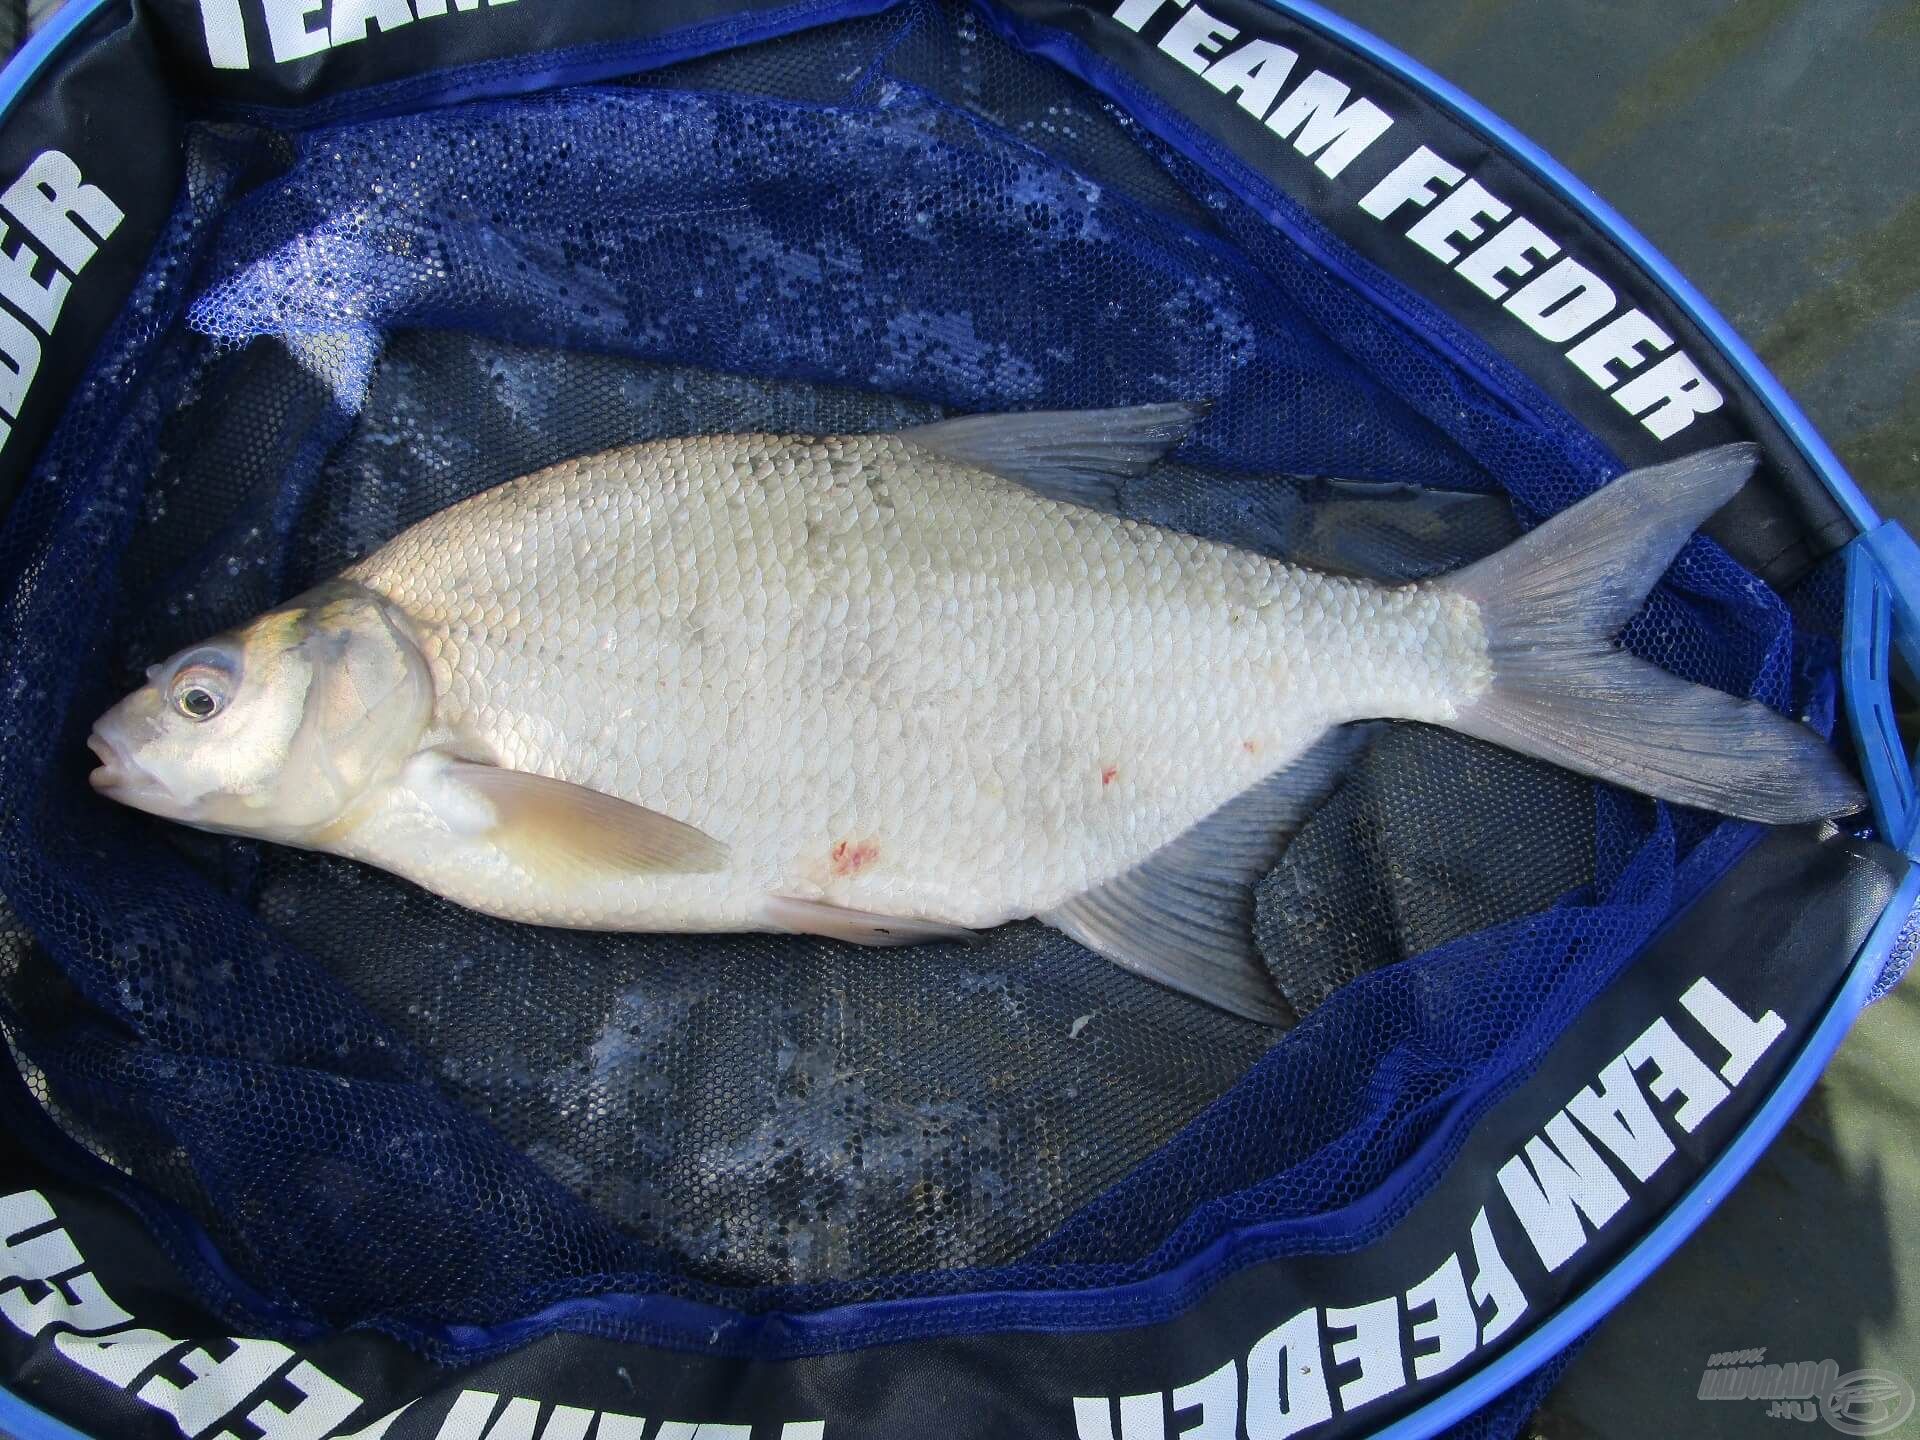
<box><xmin>167</xmin><ymin>659</ymin><xmax>233</xmax><ymax>723</ymax></box>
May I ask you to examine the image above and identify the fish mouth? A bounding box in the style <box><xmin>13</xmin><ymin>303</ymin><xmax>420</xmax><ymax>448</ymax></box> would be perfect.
<box><xmin>87</xmin><ymin>729</ymin><xmax>163</xmax><ymax>804</ymax></box>
<box><xmin>87</xmin><ymin>730</ymin><xmax>124</xmax><ymax>788</ymax></box>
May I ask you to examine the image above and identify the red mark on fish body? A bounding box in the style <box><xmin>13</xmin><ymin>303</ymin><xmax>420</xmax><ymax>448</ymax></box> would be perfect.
<box><xmin>831</xmin><ymin>839</ymin><xmax>880</xmax><ymax>876</ymax></box>
<box><xmin>1100</xmin><ymin>765</ymin><xmax>1118</xmax><ymax>787</ymax></box>
<box><xmin>1243</xmin><ymin>739</ymin><xmax>1260</xmax><ymax>755</ymax></box>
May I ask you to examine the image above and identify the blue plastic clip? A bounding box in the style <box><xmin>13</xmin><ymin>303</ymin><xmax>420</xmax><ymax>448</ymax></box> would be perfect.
<box><xmin>1844</xmin><ymin>522</ymin><xmax>1920</xmax><ymax>858</ymax></box>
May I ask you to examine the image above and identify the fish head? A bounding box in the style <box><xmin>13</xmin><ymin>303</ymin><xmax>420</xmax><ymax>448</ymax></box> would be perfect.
<box><xmin>89</xmin><ymin>580</ymin><xmax>434</xmax><ymax>841</ymax></box>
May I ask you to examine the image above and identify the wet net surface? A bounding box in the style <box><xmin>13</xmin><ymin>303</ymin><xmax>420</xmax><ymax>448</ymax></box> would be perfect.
<box><xmin>0</xmin><ymin>0</ymin><xmax>1847</xmax><ymax>1351</ymax></box>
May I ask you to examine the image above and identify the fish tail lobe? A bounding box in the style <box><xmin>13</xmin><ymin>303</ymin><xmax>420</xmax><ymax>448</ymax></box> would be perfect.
<box><xmin>1437</xmin><ymin>444</ymin><xmax>1863</xmax><ymax>824</ymax></box>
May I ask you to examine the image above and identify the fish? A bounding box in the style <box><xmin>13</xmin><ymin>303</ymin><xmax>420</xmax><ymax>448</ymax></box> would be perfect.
<box><xmin>87</xmin><ymin>404</ymin><xmax>1864</xmax><ymax>1024</ymax></box>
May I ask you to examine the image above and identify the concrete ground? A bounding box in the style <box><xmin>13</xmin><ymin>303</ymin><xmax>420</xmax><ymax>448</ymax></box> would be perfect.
<box><xmin>1319</xmin><ymin>2</ymin><xmax>1920</xmax><ymax>1434</ymax></box>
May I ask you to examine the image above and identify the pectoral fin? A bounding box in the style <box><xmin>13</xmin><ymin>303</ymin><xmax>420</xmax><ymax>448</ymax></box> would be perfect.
<box><xmin>423</xmin><ymin>756</ymin><xmax>729</xmax><ymax>880</ymax></box>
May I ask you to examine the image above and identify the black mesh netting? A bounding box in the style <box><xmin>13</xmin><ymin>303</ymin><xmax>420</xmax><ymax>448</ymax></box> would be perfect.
<box><xmin>0</xmin><ymin>0</ymin><xmax>1849</xmax><ymax>1360</ymax></box>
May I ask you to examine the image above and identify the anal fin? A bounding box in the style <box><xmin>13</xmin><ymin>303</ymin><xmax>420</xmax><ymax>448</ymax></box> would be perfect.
<box><xmin>1042</xmin><ymin>725</ymin><xmax>1377</xmax><ymax>1026</ymax></box>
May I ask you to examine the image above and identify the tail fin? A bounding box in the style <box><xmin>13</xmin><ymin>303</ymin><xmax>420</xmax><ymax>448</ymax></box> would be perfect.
<box><xmin>1439</xmin><ymin>444</ymin><xmax>1864</xmax><ymax>824</ymax></box>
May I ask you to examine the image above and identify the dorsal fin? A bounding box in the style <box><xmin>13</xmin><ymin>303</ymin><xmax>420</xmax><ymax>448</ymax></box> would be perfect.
<box><xmin>1042</xmin><ymin>725</ymin><xmax>1377</xmax><ymax>1025</ymax></box>
<box><xmin>901</xmin><ymin>401</ymin><xmax>1210</xmax><ymax>511</ymax></box>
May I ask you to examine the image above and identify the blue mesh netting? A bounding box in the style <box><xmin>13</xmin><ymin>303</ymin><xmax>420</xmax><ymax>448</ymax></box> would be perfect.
<box><xmin>0</xmin><ymin>0</ymin><xmax>1844</xmax><ymax>1377</ymax></box>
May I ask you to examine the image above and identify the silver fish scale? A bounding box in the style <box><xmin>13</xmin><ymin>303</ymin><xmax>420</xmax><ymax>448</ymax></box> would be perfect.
<box><xmin>345</xmin><ymin>433</ymin><xmax>1482</xmax><ymax>930</ymax></box>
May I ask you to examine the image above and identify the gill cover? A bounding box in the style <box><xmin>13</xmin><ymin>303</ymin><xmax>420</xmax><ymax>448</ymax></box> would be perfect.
<box><xmin>271</xmin><ymin>580</ymin><xmax>436</xmax><ymax>832</ymax></box>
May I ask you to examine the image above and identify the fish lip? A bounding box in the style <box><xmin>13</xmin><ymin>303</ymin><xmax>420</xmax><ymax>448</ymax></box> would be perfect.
<box><xmin>86</xmin><ymin>730</ymin><xmax>122</xmax><ymax>789</ymax></box>
<box><xmin>87</xmin><ymin>729</ymin><xmax>162</xmax><ymax>801</ymax></box>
